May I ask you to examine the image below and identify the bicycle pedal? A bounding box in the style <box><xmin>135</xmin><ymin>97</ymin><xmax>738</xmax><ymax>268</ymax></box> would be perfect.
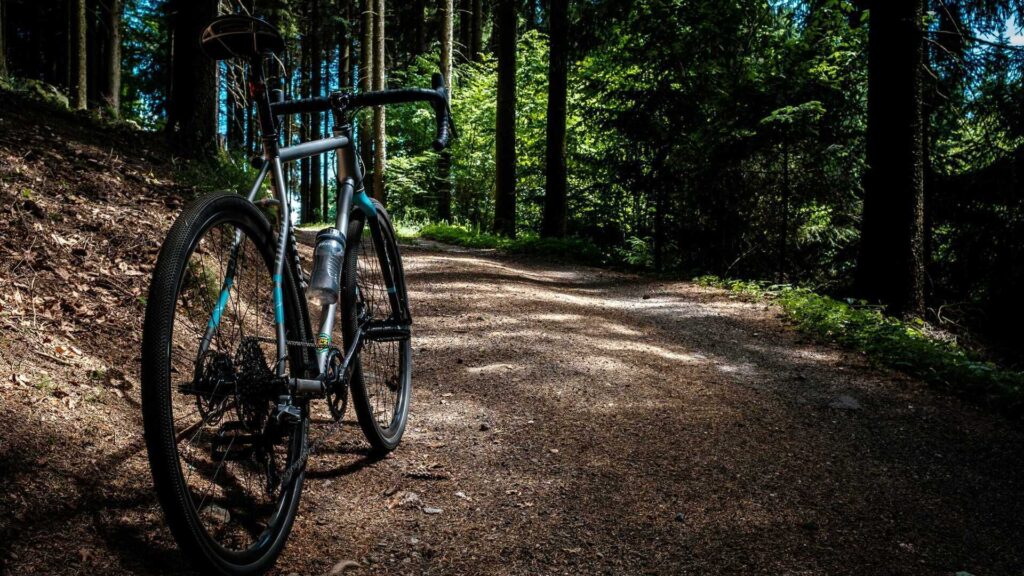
<box><xmin>273</xmin><ymin>397</ymin><xmax>302</xmax><ymax>424</ymax></box>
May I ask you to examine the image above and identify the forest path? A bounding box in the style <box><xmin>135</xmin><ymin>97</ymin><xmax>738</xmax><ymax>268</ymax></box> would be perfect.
<box><xmin>282</xmin><ymin>242</ymin><xmax>1024</xmax><ymax>575</ymax></box>
<box><xmin>3</xmin><ymin>239</ymin><xmax>1024</xmax><ymax>576</ymax></box>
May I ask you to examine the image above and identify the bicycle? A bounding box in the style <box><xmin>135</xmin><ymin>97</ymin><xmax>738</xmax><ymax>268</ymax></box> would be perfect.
<box><xmin>140</xmin><ymin>16</ymin><xmax>453</xmax><ymax>575</ymax></box>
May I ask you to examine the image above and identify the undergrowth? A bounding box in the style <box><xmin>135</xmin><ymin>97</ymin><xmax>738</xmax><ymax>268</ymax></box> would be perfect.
<box><xmin>696</xmin><ymin>276</ymin><xmax>1024</xmax><ymax>415</ymax></box>
<box><xmin>418</xmin><ymin>223</ymin><xmax>604</xmax><ymax>265</ymax></box>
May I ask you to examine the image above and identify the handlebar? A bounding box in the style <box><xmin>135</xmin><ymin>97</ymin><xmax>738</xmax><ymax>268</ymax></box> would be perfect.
<box><xmin>270</xmin><ymin>73</ymin><xmax>455</xmax><ymax>151</ymax></box>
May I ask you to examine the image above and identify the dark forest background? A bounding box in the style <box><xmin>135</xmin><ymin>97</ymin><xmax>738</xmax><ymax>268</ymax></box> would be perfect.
<box><xmin>4</xmin><ymin>0</ymin><xmax>1024</xmax><ymax>363</ymax></box>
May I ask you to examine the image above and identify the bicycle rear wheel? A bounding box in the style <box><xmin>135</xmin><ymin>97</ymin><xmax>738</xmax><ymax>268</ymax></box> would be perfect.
<box><xmin>341</xmin><ymin>199</ymin><xmax>412</xmax><ymax>454</ymax></box>
<box><xmin>141</xmin><ymin>192</ymin><xmax>313</xmax><ymax>575</ymax></box>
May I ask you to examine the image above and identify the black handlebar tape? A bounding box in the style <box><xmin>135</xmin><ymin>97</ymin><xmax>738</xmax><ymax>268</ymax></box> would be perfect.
<box><xmin>270</xmin><ymin>96</ymin><xmax>332</xmax><ymax>116</ymax></box>
<box><xmin>270</xmin><ymin>78</ymin><xmax>454</xmax><ymax>151</ymax></box>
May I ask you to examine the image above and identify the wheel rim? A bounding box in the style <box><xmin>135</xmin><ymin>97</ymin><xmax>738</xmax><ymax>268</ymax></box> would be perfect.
<box><xmin>166</xmin><ymin>217</ymin><xmax>299</xmax><ymax>557</ymax></box>
<box><xmin>354</xmin><ymin>225</ymin><xmax>408</xmax><ymax>434</ymax></box>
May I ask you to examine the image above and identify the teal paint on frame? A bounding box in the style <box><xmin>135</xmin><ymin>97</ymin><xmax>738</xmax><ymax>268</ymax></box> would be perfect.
<box><xmin>273</xmin><ymin>274</ymin><xmax>284</xmax><ymax>324</ymax></box>
<box><xmin>355</xmin><ymin>190</ymin><xmax>377</xmax><ymax>216</ymax></box>
<box><xmin>207</xmin><ymin>277</ymin><xmax>234</xmax><ymax>329</ymax></box>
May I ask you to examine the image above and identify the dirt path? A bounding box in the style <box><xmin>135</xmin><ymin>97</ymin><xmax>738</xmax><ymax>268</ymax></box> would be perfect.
<box><xmin>3</xmin><ymin>242</ymin><xmax>1024</xmax><ymax>575</ymax></box>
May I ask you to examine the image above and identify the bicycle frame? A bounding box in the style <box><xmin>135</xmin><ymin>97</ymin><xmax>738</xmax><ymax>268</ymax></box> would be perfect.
<box><xmin>198</xmin><ymin>56</ymin><xmax>405</xmax><ymax>395</ymax></box>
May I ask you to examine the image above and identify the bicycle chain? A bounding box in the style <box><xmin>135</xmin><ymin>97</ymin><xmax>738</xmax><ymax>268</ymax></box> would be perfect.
<box><xmin>257</xmin><ymin>335</ymin><xmax>353</xmax><ymax>489</ymax></box>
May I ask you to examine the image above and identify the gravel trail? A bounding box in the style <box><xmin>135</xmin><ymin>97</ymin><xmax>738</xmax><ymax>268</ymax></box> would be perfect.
<box><xmin>3</xmin><ymin>242</ymin><xmax>1023</xmax><ymax>576</ymax></box>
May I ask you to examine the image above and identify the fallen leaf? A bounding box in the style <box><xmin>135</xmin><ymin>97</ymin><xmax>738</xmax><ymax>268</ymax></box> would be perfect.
<box><xmin>327</xmin><ymin>560</ymin><xmax>361</xmax><ymax>575</ymax></box>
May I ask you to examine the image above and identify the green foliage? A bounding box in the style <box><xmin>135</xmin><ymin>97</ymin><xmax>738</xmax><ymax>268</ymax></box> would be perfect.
<box><xmin>385</xmin><ymin>32</ymin><xmax>553</xmax><ymax>232</ymax></box>
<box><xmin>565</xmin><ymin>0</ymin><xmax>866</xmax><ymax>280</ymax></box>
<box><xmin>172</xmin><ymin>151</ymin><xmax>261</xmax><ymax>198</ymax></box>
<box><xmin>696</xmin><ymin>275</ymin><xmax>1024</xmax><ymax>413</ymax></box>
<box><xmin>0</xmin><ymin>77</ymin><xmax>70</xmax><ymax>109</ymax></box>
<box><xmin>616</xmin><ymin>236</ymin><xmax>654</xmax><ymax>268</ymax></box>
<box><xmin>419</xmin><ymin>223</ymin><xmax>604</xmax><ymax>265</ymax></box>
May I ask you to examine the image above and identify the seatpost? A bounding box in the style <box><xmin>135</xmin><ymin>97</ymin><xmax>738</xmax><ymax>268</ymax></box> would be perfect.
<box><xmin>251</xmin><ymin>53</ymin><xmax>280</xmax><ymax>157</ymax></box>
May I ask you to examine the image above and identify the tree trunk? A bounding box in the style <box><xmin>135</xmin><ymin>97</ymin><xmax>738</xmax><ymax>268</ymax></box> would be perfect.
<box><xmin>167</xmin><ymin>0</ymin><xmax>218</xmax><ymax>158</ymax></box>
<box><xmin>458</xmin><ymin>0</ymin><xmax>471</xmax><ymax>62</ymax></box>
<box><xmin>359</xmin><ymin>0</ymin><xmax>374</xmax><ymax>179</ymax></box>
<box><xmin>526</xmin><ymin>0</ymin><xmax>538</xmax><ymax>30</ymax></box>
<box><xmin>440</xmin><ymin>0</ymin><xmax>453</xmax><ymax>84</ymax></box>
<box><xmin>226</xmin><ymin>80</ymin><xmax>240</xmax><ymax>149</ymax></box>
<box><xmin>493</xmin><ymin>0</ymin><xmax>516</xmax><ymax>237</ymax></box>
<box><xmin>856</xmin><ymin>0</ymin><xmax>925</xmax><ymax>317</ymax></box>
<box><xmin>339</xmin><ymin>0</ymin><xmax>351</xmax><ymax>89</ymax></box>
<box><xmin>372</xmin><ymin>0</ymin><xmax>386</xmax><ymax>201</ymax></box>
<box><xmin>70</xmin><ymin>0</ymin><xmax>87</xmax><ymax>110</ymax></box>
<box><xmin>406</xmin><ymin>0</ymin><xmax>425</xmax><ymax>60</ymax></box>
<box><xmin>103</xmin><ymin>0</ymin><xmax>122</xmax><ymax>116</ymax></box>
<box><xmin>300</xmin><ymin>25</ymin><xmax>311</xmax><ymax>223</ymax></box>
<box><xmin>322</xmin><ymin>31</ymin><xmax>331</xmax><ymax>220</ymax></box>
<box><xmin>0</xmin><ymin>0</ymin><xmax>8</xmax><ymax>78</ymax></box>
<box><xmin>436</xmin><ymin>0</ymin><xmax>454</xmax><ymax>221</ymax></box>
<box><xmin>470</xmin><ymin>0</ymin><xmax>483</xmax><ymax>61</ymax></box>
<box><xmin>310</xmin><ymin>0</ymin><xmax>323</xmax><ymax>223</ymax></box>
<box><xmin>541</xmin><ymin>0</ymin><xmax>568</xmax><ymax>238</ymax></box>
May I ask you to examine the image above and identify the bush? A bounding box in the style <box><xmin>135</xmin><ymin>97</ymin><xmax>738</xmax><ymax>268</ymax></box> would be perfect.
<box><xmin>696</xmin><ymin>276</ymin><xmax>1024</xmax><ymax>414</ymax></box>
<box><xmin>419</xmin><ymin>223</ymin><xmax>604</xmax><ymax>265</ymax></box>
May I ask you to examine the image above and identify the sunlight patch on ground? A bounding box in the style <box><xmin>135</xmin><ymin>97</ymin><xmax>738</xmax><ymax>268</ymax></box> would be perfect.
<box><xmin>598</xmin><ymin>321</ymin><xmax>644</xmax><ymax>337</ymax></box>
<box><xmin>587</xmin><ymin>337</ymin><xmax>706</xmax><ymax>365</ymax></box>
<box><xmin>410</xmin><ymin>254</ymin><xmax>590</xmax><ymax>284</ymax></box>
<box><xmin>465</xmin><ymin>363</ymin><xmax>519</xmax><ymax>374</ymax></box>
<box><xmin>715</xmin><ymin>362</ymin><xmax>759</xmax><ymax>378</ymax></box>
<box><xmin>533</xmin><ymin>313</ymin><xmax>588</xmax><ymax>322</ymax></box>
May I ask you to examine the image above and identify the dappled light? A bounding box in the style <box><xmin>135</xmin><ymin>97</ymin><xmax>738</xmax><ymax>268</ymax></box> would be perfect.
<box><xmin>4</xmin><ymin>0</ymin><xmax>1024</xmax><ymax>573</ymax></box>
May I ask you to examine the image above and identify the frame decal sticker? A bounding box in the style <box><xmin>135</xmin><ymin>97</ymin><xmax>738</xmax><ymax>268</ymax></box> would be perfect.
<box><xmin>316</xmin><ymin>332</ymin><xmax>331</xmax><ymax>350</ymax></box>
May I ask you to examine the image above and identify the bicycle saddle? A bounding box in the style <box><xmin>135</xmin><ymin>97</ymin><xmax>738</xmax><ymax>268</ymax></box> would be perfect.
<box><xmin>200</xmin><ymin>15</ymin><xmax>285</xmax><ymax>60</ymax></box>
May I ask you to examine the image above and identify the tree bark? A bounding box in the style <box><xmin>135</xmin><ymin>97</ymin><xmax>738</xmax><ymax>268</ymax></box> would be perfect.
<box><xmin>458</xmin><ymin>0</ymin><xmax>471</xmax><ymax>62</ymax></box>
<box><xmin>470</xmin><ymin>0</ymin><xmax>483</xmax><ymax>61</ymax></box>
<box><xmin>526</xmin><ymin>0</ymin><xmax>538</xmax><ymax>30</ymax></box>
<box><xmin>70</xmin><ymin>0</ymin><xmax>87</xmax><ymax>110</ymax></box>
<box><xmin>0</xmin><ymin>0</ymin><xmax>8</xmax><ymax>78</ymax></box>
<box><xmin>856</xmin><ymin>0</ymin><xmax>925</xmax><ymax>317</ymax></box>
<box><xmin>440</xmin><ymin>0</ymin><xmax>453</xmax><ymax>85</ymax></box>
<box><xmin>339</xmin><ymin>0</ymin><xmax>351</xmax><ymax>89</ymax></box>
<box><xmin>167</xmin><ymin>0</ymin><xmax>218</xmax><ymax>158</ymax></box>
<box><xmin>372</xmin><ymin>0</ymin><xmax>386</xmax><ymax>201</ymax></box>
<box><xmin>541</xmin><ymin>0</ymin><xmax>568</xmax><ymax>238</ymax></box>
<box><xmin>436</xmin><ymin>0</ymin><xmax>454</xmax><ymax>221</ymax></box>
<box><xmin>493</xmin><ymin>0</ymin><xmax>516</xmax><ymax>237</ymax></box>
<box><xmin>103</xmin><ymin>0</ymin><xmax>122</xmax><ymax>116</ymax></box>
<box><xmin>310</xmin><ymin>0</ymin><xmax>323</xmax><ymax>223</ymax></box>
<box><xmin>322</xmin><ymin>29</ymin><xmax>331</xmax><ymax>220</ymax></box>
<box><xmin>359</xmin><ymin>0</ymin><xmax>374</xmax><ymax>179</ymax></box>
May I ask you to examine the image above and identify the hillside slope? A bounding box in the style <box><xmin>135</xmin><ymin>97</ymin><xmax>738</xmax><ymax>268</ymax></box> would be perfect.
<box><xmin>0</xmin><ymin>94</ymin><xmax>195</xmax><ymax>573</ymax></box>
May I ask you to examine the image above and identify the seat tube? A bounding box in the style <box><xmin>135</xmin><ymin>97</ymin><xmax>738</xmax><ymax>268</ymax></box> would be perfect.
<box><xmin>251</xmin><ymin>55</ymin><xmax>292</xmax><ymax>377</ymax></box>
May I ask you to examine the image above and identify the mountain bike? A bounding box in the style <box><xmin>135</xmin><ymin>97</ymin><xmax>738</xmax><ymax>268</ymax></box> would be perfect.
<box><xmin>140</xmin><ymin>16</ymin><xmax>453</xmax><ymax>575</ymax></box>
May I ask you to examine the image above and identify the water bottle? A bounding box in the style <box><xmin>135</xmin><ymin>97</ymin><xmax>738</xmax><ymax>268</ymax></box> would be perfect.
<box><xmin>307</xmin><ymin>228</ymin><xmax>346</xmax><ymax>306</ymax></box>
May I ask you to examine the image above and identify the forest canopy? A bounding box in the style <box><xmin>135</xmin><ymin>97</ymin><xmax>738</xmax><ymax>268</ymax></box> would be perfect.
<box><xmin>3</xmin><ymin>0</ymin><xmax>1024</xmax><ymax>360</ymax></box>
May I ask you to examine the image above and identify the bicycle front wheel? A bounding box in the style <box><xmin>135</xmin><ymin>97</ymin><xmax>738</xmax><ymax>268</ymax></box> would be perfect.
<box><xmin>141</xmin><ymin>192</ymin><xmax>313</xmax><ymax>575</ymax></box>
<box><xmin>342</xmin><ymin>198</ymin><xmax>412</xmax><ymax>454</ymax></box>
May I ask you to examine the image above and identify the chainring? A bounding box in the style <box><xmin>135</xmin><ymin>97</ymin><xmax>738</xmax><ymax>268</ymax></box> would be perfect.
<box><xmin>323</xmin><ymin>347</ymin><xmax>350</xmax><ymax>421</ymax></box>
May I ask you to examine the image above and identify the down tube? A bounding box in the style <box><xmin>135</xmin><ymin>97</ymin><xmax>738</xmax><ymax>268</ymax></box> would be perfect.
<box><xmin>270</xmin><ymin>156</ymin><xmax>291</xmax><ymax>377</ymax></box>
<box><xmin>314</xmin><ymin>177</ymin><xmax>357</xmax><ymax>374</ymax></box>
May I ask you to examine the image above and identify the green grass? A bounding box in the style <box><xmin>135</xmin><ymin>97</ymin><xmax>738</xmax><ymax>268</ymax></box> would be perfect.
<box><xmin>696</xmin><ymin>276</ymin><xmax>1024</xmax><ymax>415</ymax></box>
<box><xmin>418</xmin><ymin>223</ymin><xmax>604</xmax><ymax>265</ymax></box>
